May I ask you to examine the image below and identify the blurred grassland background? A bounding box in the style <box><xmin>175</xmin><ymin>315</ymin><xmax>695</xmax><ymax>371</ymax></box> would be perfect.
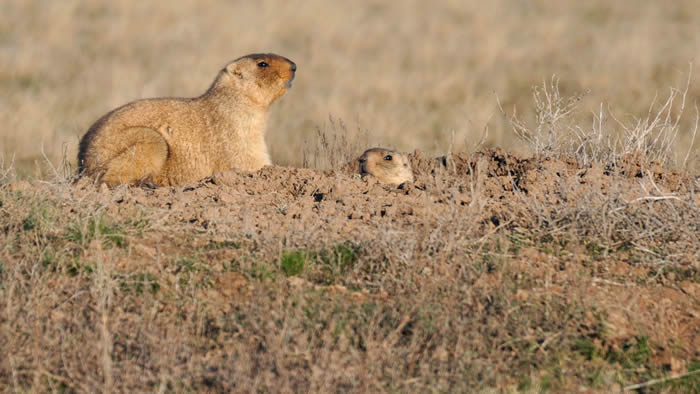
<box><xmin>1</xmin><ymin>0</ymin><xmax>699</xmax><ymax>178</ymax></box>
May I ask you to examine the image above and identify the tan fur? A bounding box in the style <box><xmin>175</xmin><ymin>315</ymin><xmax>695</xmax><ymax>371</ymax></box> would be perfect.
<box><xmin>77</xmin><ymin>53</ymin><xmax>296</xmax><ymax>186</ymax></box>
<box><xmin>358</xmin><ymin>148</ymin><xmax>414</xmax><ymax>185</ymax></box>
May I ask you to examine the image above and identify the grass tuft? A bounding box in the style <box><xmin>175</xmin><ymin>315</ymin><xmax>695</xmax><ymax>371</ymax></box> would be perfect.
<box><xmin>280</xmin><ymin>250</ymin><xmax>307</xmax><ymax>277</ymax></box>
<box><xmin>65</xmin><ymin>214</ymin><xmax>127</xmax><ymax>249</ymax></box>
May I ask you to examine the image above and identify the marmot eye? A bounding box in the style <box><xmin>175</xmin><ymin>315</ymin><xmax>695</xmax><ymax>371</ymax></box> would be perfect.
<box><xmin>384</xmin><ymin>155</ymin><xmax>393</xmax><ymax>161</ymax></box>
<box><xmin>257</xmin><ymin>61</ymin><xmax>269</xmax><ymax>68</ymax></box>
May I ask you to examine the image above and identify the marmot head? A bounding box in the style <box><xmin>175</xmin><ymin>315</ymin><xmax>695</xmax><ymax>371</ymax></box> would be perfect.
<box><xmin>358</xmin><ymin>148</ymin><xmax>414</xmax><ymax>185</ymax></box>
<box><xmin>213</xmin><ymin>53</ymin><xmax>296</xmax><ymax>106</ymax></box>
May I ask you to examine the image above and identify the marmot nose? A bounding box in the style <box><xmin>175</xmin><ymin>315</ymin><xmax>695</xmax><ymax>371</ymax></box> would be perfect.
<box><xmin>290</xmin><ymin>62</ymin><xmax>296</xmax><ymax>72</ymax></box>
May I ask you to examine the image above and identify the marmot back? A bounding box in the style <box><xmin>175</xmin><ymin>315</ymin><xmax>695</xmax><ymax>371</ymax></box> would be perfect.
<box><xmin>78</xmin><ymin>53</ymin><xmax>296</xmax><ymax>186</ymax></box>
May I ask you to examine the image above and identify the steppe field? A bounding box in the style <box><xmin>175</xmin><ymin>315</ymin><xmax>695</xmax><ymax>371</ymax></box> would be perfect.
<box><xmin>1</xmin><ymin>0</ymin><xmax>699</xmax><ymax>392</ymax></box>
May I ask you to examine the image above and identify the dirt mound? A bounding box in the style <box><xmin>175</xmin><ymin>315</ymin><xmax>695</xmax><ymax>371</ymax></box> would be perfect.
<box><xmin>56</xmin><ymin>148</ymin><xmax>698</xmax><ymax>269</ymax></box>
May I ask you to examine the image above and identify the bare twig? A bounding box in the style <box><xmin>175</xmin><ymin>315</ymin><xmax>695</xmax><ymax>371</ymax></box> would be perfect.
<box><xmin>682</xmin><ymin>102</ymin><xmax>699</xmax><ymax>170</ymax></box>
<box><xmin>623</xmin><ymin>369</ymin><xmax>700</xmax><ymax>391</ymax></box>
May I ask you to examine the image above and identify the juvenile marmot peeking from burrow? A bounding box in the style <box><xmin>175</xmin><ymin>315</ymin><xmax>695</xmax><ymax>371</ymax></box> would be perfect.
<box><xmin>358</xmin><ymin>148</ymin><xmax>414</xmax><ymax>185</ymax></box>
<box><xmin>77</xmin><ymin>53</ymin><xmax>296</xmax><ymax>186</ymax></box>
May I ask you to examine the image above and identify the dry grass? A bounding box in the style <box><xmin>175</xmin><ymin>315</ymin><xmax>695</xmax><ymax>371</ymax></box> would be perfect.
<box><xmin>1</xmin><ymin>0</ymin><xmax>699</xmax><ymax>177</ymax></box>
<box><xmin>503</xmin><ymin>70</ymin><xmax>699</xmax><ymax>169</ymax></box>
<box><xmin>1</xmin><ymin>153</ymin><xmax>698</xmax><ymax>392</ymax></box>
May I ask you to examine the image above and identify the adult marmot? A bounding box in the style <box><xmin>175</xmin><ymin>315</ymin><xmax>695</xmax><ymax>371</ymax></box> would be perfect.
<box><xmin>358</xmin><ymin>147</ymin><xmax>414</xmax><ymax>185</ymax></box>
<box><xmin>77</xmin><ymin>53</ymin><xmax>296</xmax><ymax>186</ymax></box>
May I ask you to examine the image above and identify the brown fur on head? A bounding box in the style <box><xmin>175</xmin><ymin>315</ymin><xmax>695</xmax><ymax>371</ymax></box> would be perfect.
<box><xmin>210</xmin><ymin>53</ymin><xmax>296</xmax><ymax>106</ymax></box>
<box><xmin>359</xmin><ymin>148</ymin><xmax>414</xmax><ymax>185</ymax></box>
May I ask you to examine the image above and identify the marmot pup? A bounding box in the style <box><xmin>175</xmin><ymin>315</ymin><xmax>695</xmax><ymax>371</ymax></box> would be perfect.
<box><xmin>359</xmin><ymin>147</ymin><xmax>414</xmax><ymax>185</ymax></box>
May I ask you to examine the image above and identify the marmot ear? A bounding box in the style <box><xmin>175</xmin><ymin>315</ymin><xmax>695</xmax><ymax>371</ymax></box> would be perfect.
<box><xmin>225</xmin><ymin>65</ymin><xmax>244</xmax><ymax>79</ymax></box>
